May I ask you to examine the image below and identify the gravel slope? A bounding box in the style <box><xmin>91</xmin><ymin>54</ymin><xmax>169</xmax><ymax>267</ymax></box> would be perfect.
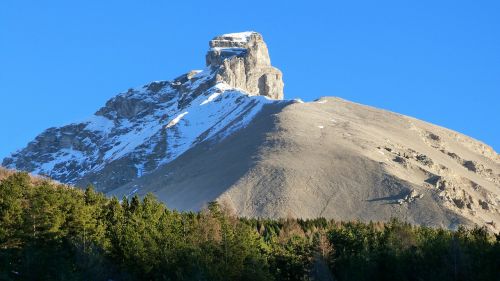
<box><xmin>110</xmin><ymin>97</ymin><xmax>500</xmax><ymax>230</ymax></box>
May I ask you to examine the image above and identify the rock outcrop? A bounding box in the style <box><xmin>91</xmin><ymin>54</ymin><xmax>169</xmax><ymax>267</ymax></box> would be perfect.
<box><xmin>397</xmin><ymin>189</ymin><xmax>424</xmax><ymax>205</ymax></box>
<box><xmin>206</xmin><ymin>32</ymin><xmax>284</xmax><ymax>100</ymax></box>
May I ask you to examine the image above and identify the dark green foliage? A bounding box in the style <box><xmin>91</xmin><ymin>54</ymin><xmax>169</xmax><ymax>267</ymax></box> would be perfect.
<box><xmin>0</xmin><ymin>173</ymin><xmax>498</xmax><ymax>281</ymax></box>
<box><xmin>327</xmin><ymin>219</ymin><xmax>500</xmax><ymax>281</ymax></box>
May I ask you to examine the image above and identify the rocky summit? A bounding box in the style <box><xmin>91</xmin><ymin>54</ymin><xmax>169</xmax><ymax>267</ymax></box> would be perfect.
<box><xmin>3</xmin><ymin>32</ymin><xmax>500</xmax><ymax>231</ymax></box>
<box><xmin>206</xmin><ymin>32</ymin><xmax>284</xmax><ymax>100</ymax></box>
<box><xmin>3</xmin><ymin>31</ymin><xmax>287</xmax><ymax>191</ymax></box>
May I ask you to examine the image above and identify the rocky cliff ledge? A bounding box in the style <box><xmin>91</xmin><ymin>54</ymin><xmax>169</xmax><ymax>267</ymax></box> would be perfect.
<box><xmin>206</xmin><ymin>32</ymin><xmax>284</xmax><ymax>100</ymax></box>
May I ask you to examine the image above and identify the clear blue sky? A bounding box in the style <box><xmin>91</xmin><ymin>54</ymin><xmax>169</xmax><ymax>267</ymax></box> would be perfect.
<box><xmin>1</xmin><ymin>0</ymin><xmax>499</xmax><ymax>159</ymax></box>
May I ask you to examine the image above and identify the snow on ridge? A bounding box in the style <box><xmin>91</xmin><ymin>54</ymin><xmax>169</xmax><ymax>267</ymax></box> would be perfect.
<box><xmin>160</xmin><ymin>86</ymin><xmax>277</xmax><ymax>164</ymax></box>
<box><xmin>220</xmin><ymin>31</ymin><xmax>256</xmax><ymax>42</ymax></box>
<box><xmin>6</xmin><ymin>65</ymin><xmax>283</xmax><ymax>183</ymax></box>
<box><xmin>200</xmin><ymin>92</ymin><xmax>221</xmax><ymax>105</ymax></box>
<box><xmin>213</xmin><ymin>82</ymin><xmax>234</xmax><ymax>92</ymax></box>
<box><xmin>209</xmin><ymin>47</ymin><xmax>246</xmax><ymax>53</ymax></box>
<box><xmin>90</xmin><ymin>85</ymin><xmax>276</xmax><ymax>174</ymax></box>
<box><xmin>33</xmin><ymin>148</ymin><xmax>86</xmax><ymax>177</ymax></box>
<box><xmin>166</xmin><ymin>112</ymin><xmax>189</xmax><ymax>128</ymax></box>
<box><xmin>85</xmin><ymin>115</ymin><xmax>115</xmax><ymax>132</ymax></box>
<box><xmin>187</xmin><ymin>69</ymin><xmax>216</xmax><ymax>91</ymax></box>
<box><xmin>101</xmin><ymin>112</ymin><xmax>168</xmax><ymax>163</ymax></box>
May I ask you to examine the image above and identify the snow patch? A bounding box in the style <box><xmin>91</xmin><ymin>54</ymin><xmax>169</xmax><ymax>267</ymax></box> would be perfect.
<box><xmin>84</xmin><ymin>115</ymin><xmax>114</xmax><ymax>132</ymax></box>
<box><xmin>32</xmin><ymin>148</ymin><xmax>86</xmax><ymax>178</ymax></box>
<box><xmin>214</xmin><ymin>82</ymin><xmax>234</xmax><ymax>92</ymax></box>
<box><xmin>166</xmin><ymin>112</ymin><xmax>189</xmax><ymax>128</ymax></box>
<box><xmin>162</xmin><ymin>88</ymin><xmax>275</xmax><ymax>163</ymax></box>
<box><xmin>135</xmin><ymin>163</ymin><xmax>145</xmax><ymax>177</ymax></box>
<box><xmin>220</xmin><ymin>31</ymin><xmax>255</xmax><ymax>42</ymax></box>
<box><xmin>9</xmin><ymin>67</ymin><xmax>283</xmax><ymax>182</ymax></box>
<box><xmin>200</xmin><ymin>92</ymin><xmax>221</xmax><ymax>105</ymax></box>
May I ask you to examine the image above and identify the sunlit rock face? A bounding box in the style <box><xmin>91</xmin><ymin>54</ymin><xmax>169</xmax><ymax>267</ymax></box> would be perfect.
<box><xmin>206</xmin><ymin>32</ymin><xmax>284</xmax><ymax>100</ymax></box>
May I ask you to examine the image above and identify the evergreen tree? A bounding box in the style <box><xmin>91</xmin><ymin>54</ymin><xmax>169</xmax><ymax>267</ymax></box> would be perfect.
<box><xmin>0</xmin><ymin>172</ymin><xmax>498</xmax><ymax>281</ymax></box>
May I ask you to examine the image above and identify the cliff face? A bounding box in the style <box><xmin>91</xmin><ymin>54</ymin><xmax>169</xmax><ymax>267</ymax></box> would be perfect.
<box><xmin>206</xmin><ymin>32</ymin><xmax>284</xmax><ymax>100</ymax></box>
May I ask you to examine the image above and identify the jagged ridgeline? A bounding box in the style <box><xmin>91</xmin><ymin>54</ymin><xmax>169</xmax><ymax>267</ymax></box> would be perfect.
<box><xmin>2</xmin><ymin>32</ymin><xmax>286</xmax><ymax>189</ymax></box>
<box><xmin>2</xmin><ymin>32</ymin><xmax>500</xmax><ymax>231</ymax></box>
<box><xmin>0</xmin><ymin>172</ymin><xmax>498</xmax><ymax>281</ymax></box>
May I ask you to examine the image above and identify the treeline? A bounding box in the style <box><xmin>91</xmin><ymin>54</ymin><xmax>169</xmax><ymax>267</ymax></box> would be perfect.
<box><xmin>0</xmin><ymin>172</ymin><xmax>498</xmax><ymax>281</ymax></box>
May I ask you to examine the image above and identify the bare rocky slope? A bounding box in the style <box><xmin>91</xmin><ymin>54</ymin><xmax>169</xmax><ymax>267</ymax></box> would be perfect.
<box><xmin>3</xmin><ymin>32</ymin><xmax>499</xmax><ymax>231</ymax></box>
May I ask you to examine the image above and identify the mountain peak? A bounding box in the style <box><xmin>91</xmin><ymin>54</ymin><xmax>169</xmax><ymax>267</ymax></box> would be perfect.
<box><xmin>209</xmin><ymin>31</ymin><xmax>259</xmax><ymax>47</ymax></box>
<box><xmin>3</xmin><ymin>32</ymin><xmax>288</xmax><ymax>189</ymax></box>
<box><xmin>207</xmin><ymin>31</ymin><xmax>267</xmax><ymax>66</ymax></box>
<box><xmin>206</xmin><ymin>31</ymin><xmax>284</xmax><ymax>100</ymax></box>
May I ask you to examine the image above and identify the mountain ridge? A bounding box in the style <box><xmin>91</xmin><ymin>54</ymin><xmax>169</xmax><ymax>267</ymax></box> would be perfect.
<box><xmin>3</xmin><ymin>31</ymin><xmax>286</xmax><ymax>190</ymax></box>
<box><xmin>3</xmin><ymin>32</ymin><xmax>499</xmax><ymax>231</ymax></box>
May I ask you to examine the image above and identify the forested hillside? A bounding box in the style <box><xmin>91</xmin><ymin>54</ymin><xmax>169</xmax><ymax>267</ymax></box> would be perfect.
<box><xmin>0</xmin><ymin>172</ymin><xmax>498</xmax><ymax>281</ymax></box>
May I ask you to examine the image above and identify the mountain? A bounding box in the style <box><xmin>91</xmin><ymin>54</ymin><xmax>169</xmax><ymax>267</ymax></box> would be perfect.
<box><xmin>3</xmin><ymin>32</ymin><xmax>286</xmax><ymax>189</ymax></box>
<box><xmin>3</xmin><ymin>32</ymin><xmax>499</xmax><ymax>231</ymax></box>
